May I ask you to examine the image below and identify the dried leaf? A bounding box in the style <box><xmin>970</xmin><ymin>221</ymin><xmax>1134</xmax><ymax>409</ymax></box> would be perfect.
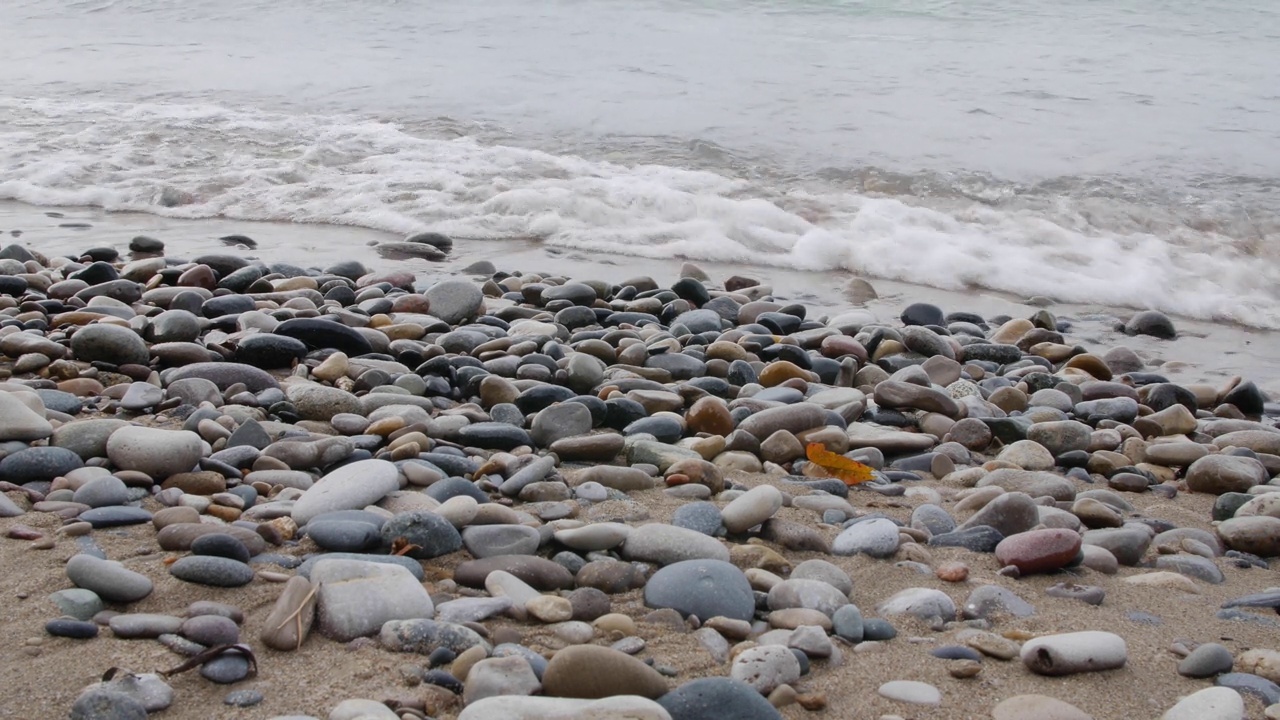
<box><xmin>805</xmin><ymin>443</ymin><xmax>875</xmax><ymax>486</ymax></box>
<box><xmin>390</xmin><ymin>537</ymin><xmax>421</xmax><ymax>556</ymax></box>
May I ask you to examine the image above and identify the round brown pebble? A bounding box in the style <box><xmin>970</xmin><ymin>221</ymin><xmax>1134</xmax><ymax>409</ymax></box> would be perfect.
<box><xmin>949</xmin><ymin>659</ymin><xmax>982</xmax><ymax>678</ymax></box>
<box><xmin>935</xmin><ymin>561</ymin><xmax>969</xmax><ymax>582</ymax></box>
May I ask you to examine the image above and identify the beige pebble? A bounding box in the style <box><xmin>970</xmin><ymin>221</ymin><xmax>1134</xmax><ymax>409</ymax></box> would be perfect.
<box><xmin>257</xmin><ymin>571</ymin><xmax>292</xmax><ymax>582</ymax></box>
<box><xmin>593</xmin><ymin>613</ymin><xmax>637</xmax><ymax>636</ymax></box>
<box><xmin>526</xmin><ymin>596</ymin><xmax>573</xmax><ymax>623</ymax></box>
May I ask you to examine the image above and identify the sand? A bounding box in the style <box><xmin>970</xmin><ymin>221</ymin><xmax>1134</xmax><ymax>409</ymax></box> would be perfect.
<box><xmin>1</xmin><ymin>201</ymin><xmax>1279</xmax><ymax>719</ymax></box>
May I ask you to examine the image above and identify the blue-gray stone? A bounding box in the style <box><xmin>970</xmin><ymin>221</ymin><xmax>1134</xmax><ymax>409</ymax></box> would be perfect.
<box><xmin>423</xmin><ymin>476</ymin><xmax>489</xmax><ymax>504</ymax></box>
<box><xmin>910</xmin><ymin>504</ymin><xmax>956</xmax><ymax>536</ymax></box>
<box><xmin>79</xmin><ymin>506</ymin><xmax>154</xmax><ymax>528</ymax></box>
<box><xmin>201</xmin><ymin>654</ymin><xmax>252</xmax><ymax>684</ymax></box>
<box><xmin>190</xmin><ymin>533</ymin><xmax>252</xmax><ymax>564</ymax></box>
<box><xmin>456</xmin><ymin>422</ymin><xmax>532</xmax><ymax>451</ymax></box>
<box><xmin>46</xmin><ymin>618</ymin><xmax>99</xmax><ymax>639</ymax></box>
<box><xmin>169</xmin><ymin>556</ymin><xmax>255</xmax><ymax>587</ymax></box>
<box><xmin>962</xmin><ymin>585</ymin><xmax>1035</xmax><ymax>619</ymax></box>
<box><xmin>644</xmin><ymin>559</ymin><xmax>754</xmax><ymax>622</ymax></box>
<box><xmin>623</xmin><ymin>416</ymin><xmax>684</xmax><ymax>443</ymax></box>
<box><xmin>831</xmin><ymin>604</ymin><xmax>864</xmax><ymax>643</ymax></box>
<box><xmin>657</xmin><ymin>677</ymin><xmax>783</xmax><ymax>720</ymax></box>
<box><xmin>861</xmin><ymin>618</ymin><xmax>897</xmax><ymax>641</ymax></box>
<box><xmin>928</xmin><ymin>525</ymin><xmax>1003</xmax><ymax>553</ymax></box>
<box><xmin>36</xmin><ymin>389</ymin><xmax>83</xmax><ymax>415</ymax></box>
<box><xmin>1178</xmin><ymin>643</ymin><xmax>1234</xmax><ymax>678</ymax></box>
<box><xmin>308</xmin><ymin>519</ymin><xmax>383</xmax><ymax>552</ymax></box>
<box><xmin>224</xmin><ymin>690</ymin><xmax>264</xmax><ymax>707</ymax></box>
<box><xmin>1216</xmin><ymin>673</ymin><xmax>1280</xmax><ymax>705</ymax></box>
<box><xmin>0</xmin><ymin>446</ymin><xmax>84</xmax><ymax>485</ymax></box>
<box><xmin>931</xmin><ymin>645</ymin><xmax>982</xmax><ymax>660</ymax></box>
<box><xmin>49</xmin><ymin>588</ymin><xmax>104</xmax><ymax>621</ymax></box>
<box><xmin>72</xmin><ymin>476</ymin><xmax>130</xmax><ymax>508</ymax></box>
<box><xmin>1155</xmin><ymin>555</ymin><xmax>1225</xmax><ymax>584</ymax></box>
<box><xmin>671</xmin><ymin>502</ymin><xmax>723</xmax><ymax>536</ymax></box>
<box><xmin>70</xmin><ymin>689</ymin><xmax>148</xmax><ymax>720</ymax></box>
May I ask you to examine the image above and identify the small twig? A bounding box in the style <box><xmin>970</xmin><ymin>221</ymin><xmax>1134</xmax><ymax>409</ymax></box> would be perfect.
<box><xmin>158</xmin><ymin>644</ymin><xmax>257</xmax><ymax>679</ymax></box>
<box><xmin>271</xmin><ymin>584</ymin><xmax>319</xmax><ymax>652</ymax></box>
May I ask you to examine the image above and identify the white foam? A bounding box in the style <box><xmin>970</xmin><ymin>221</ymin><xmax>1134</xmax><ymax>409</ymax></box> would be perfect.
<box><xmin>2</xmin><ymin>95</ymin><xmax>1278</xmax><ymax>327</ymax></box>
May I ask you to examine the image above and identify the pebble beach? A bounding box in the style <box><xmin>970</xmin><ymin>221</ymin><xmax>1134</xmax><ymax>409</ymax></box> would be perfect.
<box><xmin>3</xmin><ymin>206</ymin><xmax>1280</xmax><ymax>720</ymax></box>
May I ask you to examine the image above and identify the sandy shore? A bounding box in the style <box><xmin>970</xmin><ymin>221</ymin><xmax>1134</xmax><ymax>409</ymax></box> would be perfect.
<box><xmin>1</xmin><ymin>200</ymin><xmax>1279</xmax><ymax>720</ymax></box>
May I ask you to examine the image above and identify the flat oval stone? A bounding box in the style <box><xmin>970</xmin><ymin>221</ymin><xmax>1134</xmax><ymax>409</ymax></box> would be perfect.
<box><xmin>190</xmin><ymin>533</ymin><xmax>252</xmax><ymax>564</ymax></box>
<box><xmin>79</xmin><ymin>506</ymin><xmax>154</xmax><ymax>528</ymax></box>
<box><xmin>274</xmin><ymin>317</ymin><xmax>373</xmax><ymax>356</ymax></box>
<box><xmin>995</xmin><ymin>528</ymin><xmax>1082</xmax><ymax>574</ymax></box>
<box><xmin>1021</xmin><ymin>631</ymin><xmax>1127</xmax><ymax>675</ymax></box>
<box><xmin>542</xmin><ymin>644</ymin><xmax>669</xmax><ymax>699</ymax></box>
<box><xmin>656</xmin><ymin>677</ymin><xmax>783</xmax><ymax>720</ymax></box>
<box><xmin>169</xmin><ymin>556</ymin><xmax>255</xmax><ymax>587</ymax></box>
<box><xmin>46</xmin><ymin>618</ymin><xmax>99</xmax><ymax>639</ymax></box>
<box><xmin>878</xmin><ymin>680</ymin><xmax>942</xmax><ymax>705</ymax></box>
<box><xmin>66</xmin><ymin>554</ymin><xmax>153</xmax><ymax>603</ymax></box>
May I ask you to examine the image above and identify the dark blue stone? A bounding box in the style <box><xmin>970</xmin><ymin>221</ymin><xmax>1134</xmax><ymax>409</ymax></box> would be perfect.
<box><xmin>234</xmin><ymin>334</ymin><xmax>308</xmax><ymax>369</ymax></box>
<box><xmin>45</xmin><ymin>618</ymin><xmax>99</xmax><ymax>639</ymax></box>
<box><xmin>190</xmin><ymin>533</ymin><xmax>252</xmax><ymax>563</ymax></box>
<box><xmin>423</xmin><ymin>476</ymin><xmax>489</xmax><ymax>504</ymax></box>
<box><xmin>928</xmin><ymin>526</ymin><xmax>1004</xmax><ymax>553</ymax></box>
<box><xmin>0</xmin><ymin>446</ymin><xmax>84</xmax><ymax>485</ymax></box>
<box><xmin>658</xmin><ymin>677</ymin><xmax>783</xmax><ymax>720</ymax></box>
<box><xmin>931</xmin><ymin>645</ymin><xmax>982</xmax><ymax>660</ymax></box>
<box><xmin>79</xmin><ymin>506</ymin><xmax>153</xmax><ymax>528</ymax></box>
<box><xmin>273</xmin><ymin>317</ymin><xmax>372</xmax><ymax>357</ymax></box>
<box><xmin>456</xmin><ymin>423</ymin><xmax>533</xmax><ymax>451</ymax></box>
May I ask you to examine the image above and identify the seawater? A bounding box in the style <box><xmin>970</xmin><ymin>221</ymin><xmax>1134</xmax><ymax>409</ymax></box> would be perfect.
<box><xmin>1</xmin><ymin>0</ymin><xmax>1278</xmax><ymax>324</ymax></box>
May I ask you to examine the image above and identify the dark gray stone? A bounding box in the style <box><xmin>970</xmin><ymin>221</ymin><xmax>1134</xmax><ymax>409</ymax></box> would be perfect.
<box><xmin>169</xmin><ymin>556</ymin><xmax>255</xmax><ymax>587</ymax></box>
<box><xmin>379</xmin><ymin>511</ymin><xmax>463</xmax><ymax>559</ymax></box>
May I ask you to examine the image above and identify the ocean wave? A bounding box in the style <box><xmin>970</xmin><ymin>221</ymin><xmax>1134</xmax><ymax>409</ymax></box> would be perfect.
<box><xmin>1</xmin><ymin>95</ymin><xmax>1278</xmax><ymax>328</ymax></box>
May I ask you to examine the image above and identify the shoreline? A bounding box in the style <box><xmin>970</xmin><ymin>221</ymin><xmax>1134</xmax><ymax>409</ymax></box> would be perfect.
<box><xmin>4</xmin><ymin>199</ymin><xmax>1279</xmax><ymax>388</ymax></box>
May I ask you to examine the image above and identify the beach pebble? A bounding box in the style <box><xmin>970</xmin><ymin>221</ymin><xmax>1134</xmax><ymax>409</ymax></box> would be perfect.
<box><xmin>291</xmin><ymin>459</ymin><xmax>400</xmax><ymax>526</ymax></box>
<box><xmin>876</xmin><ymin>587</ymin><xmax>955</xmax><ymax>621</ymax></box>
<box><xmin>1161</xmin><ymin>687</ymin><xmax>1244</xmax><ymax>720</ymax></box>
<box><xmin>1020</xmin><ymin>631</ymin><xmax>1127</xmax><ymax>675</ymax></box>
<box><xmin>464</xmin><ymin>656</ymin><xmax>541</xmax><ymax>704</ymax></box>
<box><xmin>832</xmin><ymin>518</ymin><xmax>900</xmax><ymax>557</ymax></box>
<box><xmin>66</xmin><ymin>554</ymin><xmax>153</xmax><ymax>604</ymax></box>
<box><xmin>379</xmin><ymin>619</ymin><xmax>488</xmax><ymax>655</ymax></box>
<box><xmin>645</xmin><ymin>559</ymin><xmax>754</xmax><ymax>622</ymax></box>
<box><xmin>0</xmin><ymin>391</ymin><xmax>54</xmax><ymax>442</ymax></box>
<box><xmin>49</xmin><ymin>588</ymin><xmax>105</xmax><ymax>621</ymax></box>
<box><xmin>169</xmin><ymin>556</ymin><xmax>255</xmax><ymax>587</ymax></box>
<box><xmin>541</xmin><ymin>644</ymin><xmax>669</xmax><ymax>699</ymax></box>
<box><xmin>311</xmin><ymin>560</ymin><xmax>435</xmax><ymax>642</ymax></box>
<box><xmin>105</xmin><ymin>426</ymin><xmax>203</xmax><ymax>479</ymax></box>
<box><xmin>994</xmin><ymin>528</ymin><xmax>1082</xmax><ymax>574</ymax></box>
<box><xmin>721</xmin><ymin>485</ymin><xmax>783</xmax><ymax>533</ymax></box>
<box><xmin>457</xmin><ymin>695</ymin><xmax>672</xmax><ymax>720</ymax></box>
<box><xmin>731</xmin><ymin>645</ymin><xmax>802</xmax><ymax>694</ymax></box>
<box><xmin>877</xmin><ymin>680</ymin><xmax>941</xmax><ymax>705</ymax></box>
<box><xmin>69</xmin><ymin>689</ymin><xmax>148</xmax><ymax>720</ymax></box>
<box><xmin>992</xmin><ymin>694</ymin><xmax>1094</xmax><ymax>720</ymax></box>
<box><xmin>1178</xmin><ymin>643</ymin><xmax>1235</xmax><ymax>678</ymax></box>
<box><xmin>657</xmin><ymin>677</ymin><xmax>784</xmax><ymax>720</ymax></box>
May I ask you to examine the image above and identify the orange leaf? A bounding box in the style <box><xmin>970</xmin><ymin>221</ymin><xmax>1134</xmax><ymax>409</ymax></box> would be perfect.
<box><xmin>806</xmin><ymin>443</ymin><xmax>875</xmax><ymax>486</ymax></box>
